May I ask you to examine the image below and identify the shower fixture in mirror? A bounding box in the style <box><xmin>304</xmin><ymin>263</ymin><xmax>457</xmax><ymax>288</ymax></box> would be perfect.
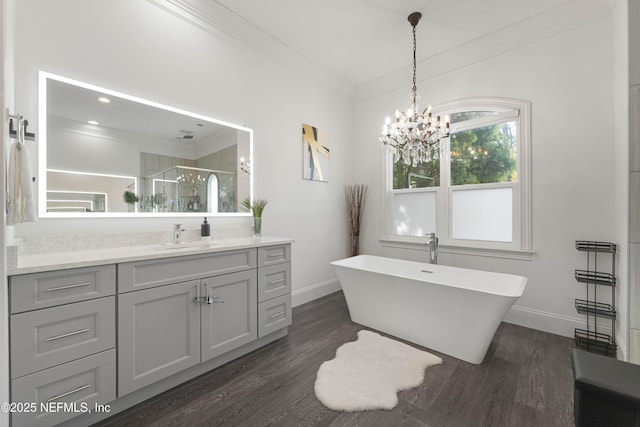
<box><xmin>38</xmin><ymin>71</ymin><xmax>253</xmax><ymax>217</ymax></box>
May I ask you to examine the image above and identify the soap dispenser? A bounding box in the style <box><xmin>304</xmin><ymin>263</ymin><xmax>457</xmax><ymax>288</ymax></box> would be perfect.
<box><xmin>201</xmin><ymin>217</ymin><xmax>211</xmax><ymax>240</ymax></box>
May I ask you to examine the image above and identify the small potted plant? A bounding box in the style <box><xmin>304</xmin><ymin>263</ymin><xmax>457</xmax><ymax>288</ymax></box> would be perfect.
<box><xmin>123</xmin><ymin>191</ymin><xmax>139</xmax><ymax>212</ymax></box>
<box><xmin>241</xmin><ymin>197</ymin><xmax>268</xmax><ymax>237</ymax></box>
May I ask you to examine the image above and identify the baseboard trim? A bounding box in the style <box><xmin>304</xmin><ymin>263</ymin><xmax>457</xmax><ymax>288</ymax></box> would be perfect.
<box><xmin>292</xmin><ymin>279</ymin><xmax>341</xmax><ymax>307</ymax></box>
<box><xmin>504</xmin><ymin>305</ymin><xmax>612</xmax><ymax>339</ymax></box>
<box><xmin>616</xmin><ymin>333</ymin><xmax>629</xmax><ymax>361</ymax></box>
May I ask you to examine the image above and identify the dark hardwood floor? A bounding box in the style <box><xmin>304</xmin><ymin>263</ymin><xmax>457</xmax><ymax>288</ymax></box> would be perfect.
<box><xmin>95</xmin><ymin>291</ymin><xmax>575</xmax><ymax>427</ymax></box>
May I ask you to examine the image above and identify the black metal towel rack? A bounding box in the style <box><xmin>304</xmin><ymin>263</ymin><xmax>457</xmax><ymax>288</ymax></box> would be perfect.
<box><xmin>574</xmin><ymin>240</ymin><xmax>617</xmax><ymax>357</ymax></box>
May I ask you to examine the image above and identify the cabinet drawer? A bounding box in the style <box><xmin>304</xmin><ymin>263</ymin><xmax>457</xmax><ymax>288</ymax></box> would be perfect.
<box><xmin>258</xmin><ymin>294</ymin><xmax>292</xmax><ymax>338</ymax></box>
<box><xmin>258</xmin><ymin>244</ymin><xmax>291</xmax><ymax>267</ymax></box>
<box><xmin>258</xmin><ymin>263</ymin><xmax>291</xmax><ymax>302</ymax></box>
<box><xmin>11</xmin><ymin>349</ymin><xmax>116</xmax><ymax>427</ymax></box>
<box><xmin>11</xmin><ymin>297</ymin><xmax>115</xmax><ymax>379</ymax></box>
<box><xmin>10</xmin><ymin>265</ymin><xmax>116</xmax><ymax>314</ymax></box>
<box><xmin>118</xmin><ymin>249</ymin><xmax>257</xmax><ymax>293</ymax></box>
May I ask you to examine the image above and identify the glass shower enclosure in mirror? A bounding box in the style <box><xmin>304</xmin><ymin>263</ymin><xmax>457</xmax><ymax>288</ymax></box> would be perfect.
<box><xmin>38</xmin><ymin>71</ymin><xmax>252</xmax><ymax>217</ymax></box>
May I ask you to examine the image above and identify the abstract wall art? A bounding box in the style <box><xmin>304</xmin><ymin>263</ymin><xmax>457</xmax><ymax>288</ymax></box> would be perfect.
<box><xmin>302</xmin><ymin>123</ymin><xmax>329</xmax><ymax>182</ymax></box>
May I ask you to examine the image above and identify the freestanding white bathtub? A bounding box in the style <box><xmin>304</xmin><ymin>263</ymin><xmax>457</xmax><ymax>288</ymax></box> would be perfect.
<box><xmin>331</xmin><ymin>255</ymin><xmax>527</xmax><ymax>364</ymax></box>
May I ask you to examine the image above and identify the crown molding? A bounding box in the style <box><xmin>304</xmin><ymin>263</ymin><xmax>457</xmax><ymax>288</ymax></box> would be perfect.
<box><xmin>355</xmin><ymin>0</ymin><xmax>613</xmax><ymax>104</ymax></box>
<box><xmin>146</xmin><ymin>0</ymin><xmax>354</xmax><ymax>101</ymax></box>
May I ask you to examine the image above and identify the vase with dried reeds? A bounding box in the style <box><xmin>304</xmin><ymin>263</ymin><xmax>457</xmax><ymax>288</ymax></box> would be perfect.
<box><xmin>344</xmin><ymin>184</ymin><xmax>368</xmax><ymax>256</ymax></box>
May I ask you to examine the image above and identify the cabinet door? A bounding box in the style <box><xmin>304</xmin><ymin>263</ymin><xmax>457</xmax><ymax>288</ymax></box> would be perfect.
<box><xmin>118</xmin><ymin>280</ymin><xmax>200</xmax><ymax>397</ymax></box>
<box><xmin>201</xmin><ymin>270</ymin><xmax>257</xmax><ymax>362</ymax></box>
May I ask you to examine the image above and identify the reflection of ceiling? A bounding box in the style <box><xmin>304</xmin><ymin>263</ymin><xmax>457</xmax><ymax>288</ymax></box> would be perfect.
<box><xmin>47</xmin><ymin>191</ymin><xmax>105</xmax><ymax>202</ymax></box>
<box><xmin>152</xmin><ymin>0</ymin><xmax>612</xmax><ymax>99</ymax></box>
<box><xmin>47</xmin><ymin>77</ymin><xmax>235</xmax><ymax>144</ymax></box>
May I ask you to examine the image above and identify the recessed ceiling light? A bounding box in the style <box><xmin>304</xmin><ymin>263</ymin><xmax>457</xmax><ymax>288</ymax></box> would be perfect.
<box><xmin>98</xmin><ymin>96</ymin><xmax>110</xmax><ymax>103</ymax></box>
<box><xmin>88</xmin><ymin>120</ymin><xmax>99</xmax><ymax>125</ymax></box>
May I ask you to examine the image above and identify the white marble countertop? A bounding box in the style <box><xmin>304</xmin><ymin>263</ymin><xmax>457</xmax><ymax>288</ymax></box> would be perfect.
<box><xmin>8</xmin><ymin>236</ymin><xmax>294</xmax><ymax>276</ymax></box>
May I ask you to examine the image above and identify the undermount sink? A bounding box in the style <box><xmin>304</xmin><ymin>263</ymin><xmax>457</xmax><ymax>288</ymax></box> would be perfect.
<box><xmin>154</xmin><ymin>242</ymin><xmax>216</xmax><ymax>251</ymax></box>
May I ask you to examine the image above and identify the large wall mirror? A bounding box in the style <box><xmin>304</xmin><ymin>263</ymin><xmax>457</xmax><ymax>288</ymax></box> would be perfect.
<box><xmin>38</xmin><ymin>71</ymin><xmax>253</xmax><ymax>217</ymax></box>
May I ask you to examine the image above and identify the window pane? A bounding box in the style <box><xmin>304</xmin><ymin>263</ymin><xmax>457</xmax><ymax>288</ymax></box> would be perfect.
<box><xmin>392</xmin><ymin>158</ymin><xmax>440</xmax><ymax>189</ymax></box>
<box><xmin>450</xmin><ymin>121</ymin><xmax>517</xmax><ymax>186</ymax></box>
<box><xmin>393</xmin><ymin>192</ymin><xmax>436</xmax><ymax>237</ymax></box>
<box><xmin>451</xmin><ymin>187</ymin><xmax>512</xmax><ymax>242</ymax></box>
<box><xmin>450</xmin><ymin>111</ymin><xmax>499</xmax><ymax>124</ymax></box>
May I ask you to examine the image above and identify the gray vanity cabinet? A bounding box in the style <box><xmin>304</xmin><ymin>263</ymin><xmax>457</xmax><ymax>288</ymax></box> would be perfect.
<box><xmin>8</xmin><ymin>242</ymin><xmax>292</xmax><ymax>426</ymax></box>
<box><xmin>117</xmin><ymin>280</ymin><xmax>200</xmax><ymax>397</ymax></box>
<box><xmin>8</xmin><ymin>265</ymin><xmax>117</xmax><ymax>427</ymax></box>
<box><xmin>117</xmin><ymin>248</ymin><xmax>262</xmax><ymax>396</ymax></box>
<box><xmin>257</xmin><ymin>245</ymin><xmax>293</xmax><ymax>338</ymax></box>
<box><xmin>201</xmin><ymin>270</ymin><xmax>257</xmax><ymax>361</ymax></box>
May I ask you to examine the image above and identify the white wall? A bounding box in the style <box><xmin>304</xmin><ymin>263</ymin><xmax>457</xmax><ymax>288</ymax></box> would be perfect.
<box><xmin>628</xmin><ymin>0</ymin><xmax>640</xmax><ymax>363</ymax></box>
<box><xmin>0</xmin><ymin>0</ymin><xmax>12</xmax><ymax>424</ymax></box>
<box><xmin>613</xmin><ymin>0</ymin><xmax>630</xmax><ymax>360</ymax></box>
<box><xmin>12</xmin><ymin>0</ymin><xmax>353</xmax><ymax>303</ymax></box>
<box><xmin>354</xmin><ymin>17</ymin><xmax>616</xmax><ymax>338</ymax></box>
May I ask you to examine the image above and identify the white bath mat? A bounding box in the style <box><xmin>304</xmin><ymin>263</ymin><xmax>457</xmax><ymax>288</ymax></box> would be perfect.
<box><xmin>314</xmin><ymin>330</ymin><xmax>442</xmax><ymax>412</ymax></box>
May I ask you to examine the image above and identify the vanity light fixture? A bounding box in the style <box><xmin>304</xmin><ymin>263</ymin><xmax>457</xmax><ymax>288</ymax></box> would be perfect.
<box><xmin>380</xmin><ymin>12</ymin><xmax>450</xmax><ymax>167</ymax></box>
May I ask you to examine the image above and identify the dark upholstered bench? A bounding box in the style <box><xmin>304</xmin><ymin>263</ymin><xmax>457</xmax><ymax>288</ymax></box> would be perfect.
<box><xmin>572</xmin><ymin>349</ymin><xmax>640</xmax><ymax>427</ymax></box>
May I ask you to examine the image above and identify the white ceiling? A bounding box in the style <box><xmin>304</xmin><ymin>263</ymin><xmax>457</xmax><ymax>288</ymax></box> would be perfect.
<box><xmin>166</xmin><ymin>0</ymin><xmax>613</xmax><ymax>93</ymax></box>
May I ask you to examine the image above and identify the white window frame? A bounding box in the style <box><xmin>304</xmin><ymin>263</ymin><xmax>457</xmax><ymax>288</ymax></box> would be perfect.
<box><xmin>381</xmin><ymin>97</ymin><xmax>532</xmax><ymax>256</ymax></box>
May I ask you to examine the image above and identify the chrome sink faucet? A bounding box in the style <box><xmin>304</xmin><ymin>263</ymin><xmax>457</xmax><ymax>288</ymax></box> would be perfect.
<box><xmin>425</xmin><ymin>232</ymin><xmax>438</xmax><ymax>264</ymax></box>
<box><xmin>173</xmin><ymin>224</ymin><xmax>185</xmax><ymax>244</ymax></box>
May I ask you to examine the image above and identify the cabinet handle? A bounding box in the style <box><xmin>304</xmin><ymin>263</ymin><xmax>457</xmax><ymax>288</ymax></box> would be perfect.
<box><xmin>268</xmin><ymin>278</ymin><xmax>285</xmax><ymax>285</ymax></box>
<box><xmin>268</xmin><ymin>253</ymin><xmax>284</xmax><ymax>258</ymax></box>
<box><xmin>47</xmin><ymin>384</ymin><xmax>91</xmax><ymax>402</ymax></box>
<box><xmin>47</xmin><ymin>282</ymin><xmax>92</xmax><ymax>292</ymax></box>
<box><xmin>194</xmin><ymin>285</ymin><xmax>222</xmax><ymax>304</ymax></box>
<box><xmin>45</xmin><ymin>328</ymin><xmax>91</xmax><ymax>342</ymax></box>
<box><xmin>194</xmin><ymin>296</ymin><xmax>223</xmax><ymax>304</ymax></box>
<box><xmin>269</xmin><ymin>311</ymin><xmax>285</xmax><ymax>319</ymax></box>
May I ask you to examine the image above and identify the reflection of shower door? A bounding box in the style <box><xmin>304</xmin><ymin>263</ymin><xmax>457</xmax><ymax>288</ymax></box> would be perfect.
<box><xmin>207</xmin><ymin>174</ymin><xmax>218</xmax><ymax>213</ymax></box>
<box><xmin>152</xmin><ymin>179</ymin><xmax>177</xmax><ymax>212</ymax></box>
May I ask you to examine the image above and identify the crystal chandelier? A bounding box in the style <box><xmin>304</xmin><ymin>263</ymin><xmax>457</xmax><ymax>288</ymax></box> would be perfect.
<box><xmin>380</xmin><ymin>12</ymin><xmax>450</xmax><ymax>167</ymax></box>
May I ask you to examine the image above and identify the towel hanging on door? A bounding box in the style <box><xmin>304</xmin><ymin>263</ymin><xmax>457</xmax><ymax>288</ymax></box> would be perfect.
<box><xmin>7</xmin><ymin>117</ymin><xmax>37</xmax><ymax>223</ymax></box>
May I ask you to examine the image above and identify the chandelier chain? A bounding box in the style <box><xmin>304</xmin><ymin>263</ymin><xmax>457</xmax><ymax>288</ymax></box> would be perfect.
<box><xmin>412</xmin><ymin>25</ymin><xmax>417</xmax><ymax>110</ymax></box>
